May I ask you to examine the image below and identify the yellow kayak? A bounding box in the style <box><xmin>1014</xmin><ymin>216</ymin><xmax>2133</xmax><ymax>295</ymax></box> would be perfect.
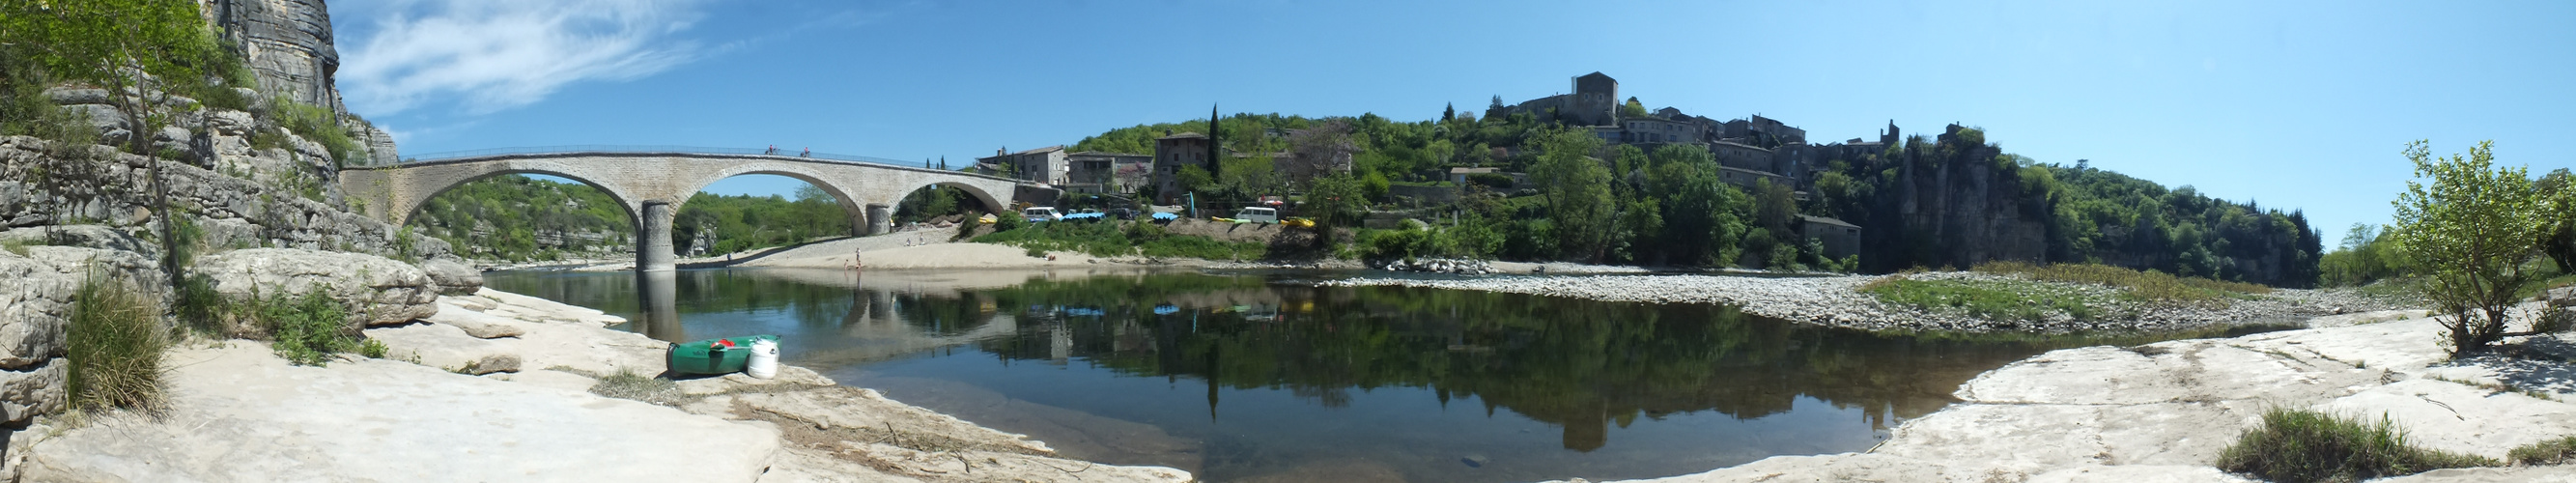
<box><xmin>977</xmin><ymin>213</ymin><xmax>999</xmax><ymax>224</ymax></box>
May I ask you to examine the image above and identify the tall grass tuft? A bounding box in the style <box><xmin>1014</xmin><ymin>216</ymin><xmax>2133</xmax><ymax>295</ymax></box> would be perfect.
<box><xmin>66</xmin><ymin>270</ymin><xmax>167</xmax><ymax>412</ymax></box>
<box><xmin>2216</xmin><ymin>408</ymin><xmax>2497</xmax><ymax>482</ymax></box>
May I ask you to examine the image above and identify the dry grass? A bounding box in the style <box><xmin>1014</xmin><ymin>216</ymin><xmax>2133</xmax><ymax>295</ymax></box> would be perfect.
<box><xmin>2509</xmin><ymin>436</ymin><xmax>2576</xmax><ymax>466</ymax></box>
<box><xmin>588</xmin><ymin>368</ymin><xmax>686</xmax><ymax>406</ymax></box>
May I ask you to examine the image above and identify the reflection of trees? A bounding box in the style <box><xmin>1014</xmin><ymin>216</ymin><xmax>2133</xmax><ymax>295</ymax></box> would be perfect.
<box><xmin>493</xmin><ymin>270</ymin><xmax>2276</xmax><ymax>453</ymax></box>
<box><xmin>963</xmin><ymin>275</ymin><xmax>2270</xmax><ymax>452</ymax></box>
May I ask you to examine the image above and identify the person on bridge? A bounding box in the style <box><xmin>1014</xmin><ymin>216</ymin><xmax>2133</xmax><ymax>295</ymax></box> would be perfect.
<box><xmin>801</xmin><ymin>147</ymin><xmax>811</xmax><ymax>157</ymax></box>
<box><xmin>767</xmin><ymin>145</ymin><xmax>778</xmax><ymax>156</ymax></box>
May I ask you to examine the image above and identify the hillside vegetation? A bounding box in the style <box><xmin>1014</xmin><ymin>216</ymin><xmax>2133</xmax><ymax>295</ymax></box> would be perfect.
<box><xmin>1074</xmin><ymin>110</ymin><xmax>2323</xmax><ymax>286</ymax></box>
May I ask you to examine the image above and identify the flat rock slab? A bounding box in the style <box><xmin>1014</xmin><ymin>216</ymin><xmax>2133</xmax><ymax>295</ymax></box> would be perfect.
<box><xmin>19</xmin><ymin>344</ymin><xmax>780</xmax><ymax>482</ymax></box>
<box><xmin>1585</xmin><ymin>310</ymin><xmax>2576</xmax><ymax>482</ymax></box>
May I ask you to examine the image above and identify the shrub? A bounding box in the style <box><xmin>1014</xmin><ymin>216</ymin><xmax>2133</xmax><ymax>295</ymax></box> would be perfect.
<box><xmin>2215</xmin><ymin>408</ymin><xmax>2496</xmax><ymax>482</ymax></box>
<box><xmin>2508</xmin><ymin>436</ymin><xmax>2576</xmax><ymax>466</ymax></box>
<box><xmin>358</xmin><ymin>338</ymin><xmax>389</xmax><ymax>359</ymax></box>
<box><xmin>67</xmin><ymin>270</ymin><xmax>166</xmax><ymax>412</ymax></box>
<box><xmin>174</xmin><ymin>273</ymin><xmax>225</xmax><ymax>336</ymax></box>
<box><xmin>258</xmin><ymin>288</ymin><xmax>357</xmax><ymax>366</ymax></box>
<box><xmin>1362</xmin><ymin>229</ymin><xmax>1429</xmax><ymax>261</ymax></box>
<box><xmin>265</xmin><ymin>99</ymin><xmax>361</xmax><ymax>166</ymax></box>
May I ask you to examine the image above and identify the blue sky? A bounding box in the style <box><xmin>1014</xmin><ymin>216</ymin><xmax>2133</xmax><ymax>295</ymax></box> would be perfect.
<box><xmin>327</xmin><ymin>0</ymin><xmax>2574</xmax><ymax>240</ymax></box>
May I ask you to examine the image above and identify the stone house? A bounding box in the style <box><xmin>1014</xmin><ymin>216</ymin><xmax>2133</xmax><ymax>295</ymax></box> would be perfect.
<box><xmin>1064</xmin><ymin>152</ymin><xmax>1149</xmax><ymax>194</ymax></box>
<box><xmin>976</xmin><ymin>146</ymin><xmax>1068</xmax><ymax>185</ymax></box>
<box><xmin>1151</xmin><ymin>132</ymin><xmax>1213</xmax><ymax>204</ymax></box>
<box><xmin>1718</xmin><ymin>166</ymin><xmax>1798</xmax><ymax>193</ymax></box>
<box><xmin>1615</xmin><ymin>116</ymin><xmax>1703</xmax><ymax>144</ymax></box>
<box><xmin>1798</xmin><ymin>214</ymin><xmax>1863</xmax><ymax>260</ymax></box>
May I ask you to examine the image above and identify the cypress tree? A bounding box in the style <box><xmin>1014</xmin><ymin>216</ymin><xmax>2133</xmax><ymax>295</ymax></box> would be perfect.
<box><xmin>1207</xmin><ymin>103</ymin><xmax>1222</xmax><ymax>179</ymax></box>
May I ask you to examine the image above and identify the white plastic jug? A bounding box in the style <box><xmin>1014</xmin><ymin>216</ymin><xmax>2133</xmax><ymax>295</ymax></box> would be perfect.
<box><xmin>746</xmin><ymin>338</ymin><xmax>779</xmax><ymax>380</ymax></box>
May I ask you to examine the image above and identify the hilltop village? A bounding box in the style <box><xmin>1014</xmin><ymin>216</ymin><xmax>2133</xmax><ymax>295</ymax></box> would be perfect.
<box><xmin>978</xmin><ymin>71</ymin><xmax>1891</xmax><ymax>261</ymax></box>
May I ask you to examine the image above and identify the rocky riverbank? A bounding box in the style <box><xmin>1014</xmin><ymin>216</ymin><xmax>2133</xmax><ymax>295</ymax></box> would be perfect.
<box><xmin>8</xmin><ymin>288</ymin><xmax>1192</xmax><ymax>482</ymax></box>
<box><xmin>1322</xmin><ymin>271</ymin><xmax>2411</xmax><ymax>332</ymax></box>
<box><xmin>1553</xmin><ymin>305</ymin><xmax>2576</xmax><ymax>482</ymax></box>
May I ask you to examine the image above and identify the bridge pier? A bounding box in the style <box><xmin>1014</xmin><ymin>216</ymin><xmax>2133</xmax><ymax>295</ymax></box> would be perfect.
<box><xmin>866</xmin><ymin>204</ymin><xmax>892</xmax><ymax>236</ymax></box>
<box><xmin>639</xmin><ymin>200</ymin><xmax>676</xmax><ymax>272</ymax></box>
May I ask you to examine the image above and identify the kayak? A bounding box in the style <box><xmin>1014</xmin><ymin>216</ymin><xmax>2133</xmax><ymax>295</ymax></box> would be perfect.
<box><xmin>666</xmin><ymin>334</ymin><xmax>778</xmax><ymax>376</ymax></box>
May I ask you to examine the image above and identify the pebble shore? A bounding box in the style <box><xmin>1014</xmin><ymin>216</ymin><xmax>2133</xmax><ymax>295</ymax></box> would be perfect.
<box><xmin>1321</xmin><ymin>271</ymin><xmax>2419</xmax><ymax>332</ymax></box>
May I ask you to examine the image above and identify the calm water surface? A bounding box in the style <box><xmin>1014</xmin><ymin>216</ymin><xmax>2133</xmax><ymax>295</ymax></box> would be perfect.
<box><xmin>485</xmin><ymin>268</ymin><xmax>2276</xmax><ymax>483</ymax></box>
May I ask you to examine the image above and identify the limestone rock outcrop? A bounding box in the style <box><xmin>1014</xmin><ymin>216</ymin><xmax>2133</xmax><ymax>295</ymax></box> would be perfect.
<box><xmin>211</xmin><ymin>0</ymin><xmax>344</xmax><ymax>114</ymax></box>
<box><xmin>421</xmin><ymin>258</ymin><xmax>483</xmax><ymax>296</ymax></box>
<box><xmin>0</xmin><ymin>136</ymin><xmax>450</xmax><ymax>260</ymax></box>
<box><xmin>192</xmin><ymin>248</ymin><xmax>438</xmax><ymax>334</ymax></box>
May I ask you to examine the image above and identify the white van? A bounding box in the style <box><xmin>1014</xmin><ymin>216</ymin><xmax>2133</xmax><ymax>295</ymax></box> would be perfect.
<box><xmin>1022</xmin><ymin>207</ymin><xmax>1062</xmax><ymax>221</ymax></box>
<box><xmin>1232</xmin><ymin>207</ymin><xmax>1279</xmax><ymax>223</ymax></box>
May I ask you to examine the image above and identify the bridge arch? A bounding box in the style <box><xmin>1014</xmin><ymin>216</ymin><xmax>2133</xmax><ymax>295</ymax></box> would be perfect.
<box><xmin>402</xmin><ymin>169</ymin><xmax>646</xmax><ymax>258</ymax></box>
<box><xmin>902</xmin><ymin>181</ymin><xmax>1010</xmax><ymax>217</ymax></box>
<box><xmin>673</xmin><ymin>166</ymin><xmax>870</xmax><ymax>238</ymax></box>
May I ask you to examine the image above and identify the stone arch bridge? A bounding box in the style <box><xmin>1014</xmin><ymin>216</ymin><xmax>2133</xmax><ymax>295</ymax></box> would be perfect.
<box><xmin>339</xmin><ymin>148</ymin><xmax>1056</xmax><ymax>271</ymax></box>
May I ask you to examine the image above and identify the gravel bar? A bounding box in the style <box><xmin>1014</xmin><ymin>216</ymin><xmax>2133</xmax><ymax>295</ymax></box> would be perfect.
<box><xmin>1319</xmin><ymin>272</ymin><xmax>2420</xmax><ymax>332</ymax></box>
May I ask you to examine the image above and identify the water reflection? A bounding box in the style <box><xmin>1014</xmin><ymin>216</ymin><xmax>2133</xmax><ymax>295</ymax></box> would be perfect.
<box><xmin>637</xmin><ymin>270</ymin><xmax>683</xmax><ymax>342</ymax></box>
<box><xmin>487</xmin><ymin>269</ymin><xmax>2287</xmax><ymax>482</ymax></box>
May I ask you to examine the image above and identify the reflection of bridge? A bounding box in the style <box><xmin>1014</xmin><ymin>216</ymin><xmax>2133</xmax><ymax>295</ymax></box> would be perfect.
<box><xmin>339</xmin><ymin>147</ymin><xmax>1058</xmax><ymax>271</ymax></box>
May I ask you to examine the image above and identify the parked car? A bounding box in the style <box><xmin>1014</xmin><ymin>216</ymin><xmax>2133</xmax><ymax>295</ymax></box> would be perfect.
<box><xmin>1022</xmin><ymin>207</ymin><xmax>1062</xmax><ymax>222</ymax></box>
<box><xmin>1110</xmin><ymin>208</ymin><xmax>1138</xmax><ymax>220</ymax></box>
<box><xmin>1232</xmin><ymin>207</ymin><xmax>1279</xmax><ymax>223</ymax></box>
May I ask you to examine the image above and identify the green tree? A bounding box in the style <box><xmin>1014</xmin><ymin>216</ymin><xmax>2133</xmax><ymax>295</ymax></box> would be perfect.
<box><xmin>1527</xmin><ymin>128</ymin><xmax>1613</xmax><ymax>262</ymax></box>
<box><xmin>2537</xmin><ymin>168</ymin><xmax>2576</xmax><ymax>273</ymax></box>
<box><xmin>1303</xmin><ymin>173</ymin><xmax>1368</xmax><ymax>245</ymax></box>
<box><xmin>2392</xmin><ymin>140</ymin><xmax>2555</xmax><ymax>355</ymax></box>
<box><xmin>7</xmin><ymin>0</ymin><xmax>224</xmax><ymax>281</ymax></box>
<box><xmin>1751</xmin><ymin>179</ymin><xmax>1797</xmax><ymax>239</ymax></box>
<box><xmin>1176</xmin><ymin>165</ymin><xmax>1214</xmax><ymax>195</ymax></box>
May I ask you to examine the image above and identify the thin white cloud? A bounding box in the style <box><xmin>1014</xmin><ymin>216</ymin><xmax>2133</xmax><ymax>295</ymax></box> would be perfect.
<box><xmin>339</xmin><ymin>0</ymin><xmax>710</xmax><ymax>115</ymax></box>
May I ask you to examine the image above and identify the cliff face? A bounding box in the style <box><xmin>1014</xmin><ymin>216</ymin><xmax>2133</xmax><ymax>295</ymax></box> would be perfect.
<box><xmin>1862</xmin><ymin>130</ymin><xmax>2049</xmax><ymax>272</ymax></box>
<box><xmin>200</xmin><ymin>0</ymin><xmax>400</xmax><ymax>164</ymax></box>
<box><xmin>204</xmin><ymin>0</ymin><xmax>340</xmax><ymax>114</ymax></box>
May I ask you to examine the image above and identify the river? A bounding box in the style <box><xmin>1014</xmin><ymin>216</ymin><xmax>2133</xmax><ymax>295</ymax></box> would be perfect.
<box><xmin>485</xmin><ymin>268</ymin><xmax>2281</xmax><ymax>483</ymax></box>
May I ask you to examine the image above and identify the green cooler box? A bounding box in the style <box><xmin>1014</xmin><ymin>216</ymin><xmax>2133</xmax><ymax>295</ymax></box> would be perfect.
<box><xmin>665</xmin><ymin>335</ymin><xmax>777</xmax><ymax>376</ymax></box>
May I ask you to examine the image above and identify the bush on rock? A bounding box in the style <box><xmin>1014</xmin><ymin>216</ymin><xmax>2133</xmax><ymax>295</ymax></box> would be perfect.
<box><xmin>2216</xmin><ymin>408</ymin><xmax>2495</xmax><ymax>482</ymax></box>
